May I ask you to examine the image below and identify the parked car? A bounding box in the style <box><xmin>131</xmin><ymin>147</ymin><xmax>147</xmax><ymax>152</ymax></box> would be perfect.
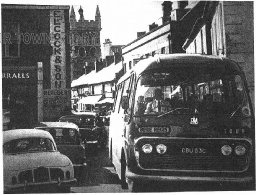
<box><xmin>3</xmin><ymin>129</ymin><xmax>76</xmax><ymax>193</ymax></box>
<box><xmin>59</xmin><ymin>112</ymin><xmax>108</xmax><ymax>149</ymax></box>
<box><xmin>34</xmin><ymin>122</ymin><xmax>86</xmax><ymax>180</ymax></box>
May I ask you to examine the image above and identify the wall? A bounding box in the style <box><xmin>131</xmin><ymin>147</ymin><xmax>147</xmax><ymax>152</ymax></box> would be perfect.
<box><xmin>223</xmin><ymin>1</ymin><xmax>254</xmax><ymax>106</ymax></box>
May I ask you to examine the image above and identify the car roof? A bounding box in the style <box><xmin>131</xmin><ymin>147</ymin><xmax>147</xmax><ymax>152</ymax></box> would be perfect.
<box><xmin>72</xmin><ymin>111</ymin><xmax>96</xmax><ymax>116</ymax></box>
<box><xmin>35</xmin><ymin>122</ymin><xmax>79</xmax><ymax>130</ymax></box>
<box><xmin>3</xmin><ymin>129</ymin><xmax>54</xmax><ymax>144</ymax></box>
<box><xmin>60</xmin><ymin>113</ymin><xmax>96</xmax><ymax>119</ymax></box>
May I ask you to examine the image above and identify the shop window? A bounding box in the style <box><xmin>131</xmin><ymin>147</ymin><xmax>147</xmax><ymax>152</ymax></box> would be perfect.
<box><xmin>2</xmin><ymin>23</ymin><xmax>20</xmax><ymax>58</ymax></box>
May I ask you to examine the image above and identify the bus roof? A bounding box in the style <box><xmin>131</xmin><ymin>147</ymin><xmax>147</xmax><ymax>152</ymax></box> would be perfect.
<box><xmin>117</xmin><ymin>54</ymin><xmax>241</xmax><ymax>84</ymax></box>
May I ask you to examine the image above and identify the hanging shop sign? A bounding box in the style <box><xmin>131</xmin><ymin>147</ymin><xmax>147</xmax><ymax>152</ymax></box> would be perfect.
<box><xmin>50</xmin><ymin>9</ymin><xmax>66</xmax><ymax>90</ymax></box>
<box><xmin>44</xmin><ymin>9</ymin><xmax>68</xmax><ymax>120</ymax></box>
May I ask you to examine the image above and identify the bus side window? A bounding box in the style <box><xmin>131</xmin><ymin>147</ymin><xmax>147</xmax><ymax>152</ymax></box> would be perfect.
<box><xmin>119</xmin><ymin>77</ymin><xmax>131</xmax><ymax>113</ymax></box>
<box><xmin>128</xmin><ymin>74</ymin><xmax>135</xmax><ymax>114</ymax></box>
<box><xmin>114</xmin><ymin>83</ymin><xmax>123</xmax><ymax>113</ymax></box>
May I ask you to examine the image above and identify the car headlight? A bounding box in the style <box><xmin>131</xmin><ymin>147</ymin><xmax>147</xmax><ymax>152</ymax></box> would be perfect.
<box><xmin>139</xmin><ymin>126</ymin><xmax>169</xmax><ymax>133</ymax></box>
<box><xmin>221</xmin><ymin>145</ymin><xmax>232</xmax><ymax>156</ymax></box>
<box><xmin>156</xmin><ymin>144</ymin><xmax>167</xmax><ymax>154</ymax></box>
<box><xmin>142</xmin><ymin>144</ymin><xmax>153</xmax><ymax>153</ymax></box>
<box><xmin>235</xmin><ymin>145</ymin><xmax>246</xmax><ymax>156</ymax></box>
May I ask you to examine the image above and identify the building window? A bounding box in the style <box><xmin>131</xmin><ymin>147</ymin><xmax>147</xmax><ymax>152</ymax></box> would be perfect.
<box><xmin>2</xmin><ymin>23</ymin><xmax>20</xmax><ymax>58</ymax></box>
<box><xmin>161</xmin><ymin>47</ymin><xmax>165</xmax><ymax>54</ymax></box>
<box><xmin>79</xmin><ymin>47</ymin><xmax>86</xmax><ymax>57</ymax></box>
<box><xmin>90</xmin><ymin>47</ymin><xmax>96</xmax><ymax>57</ymax></box>
<box><xmin>129</xmin><ymin>61</ymin><xmax>132</xmax><ymax>69</ymax></box>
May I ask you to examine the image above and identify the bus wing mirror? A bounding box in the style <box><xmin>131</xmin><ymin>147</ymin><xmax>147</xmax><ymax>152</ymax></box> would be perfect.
<box><xmin>121</xmin><ymin>96</ymin><xmax>129</xmax><ymax>110</ymax></box>
<box><xmin>124</xmin><ymin>114</ymin><xmax>130</xmax><ymax>122</ymax></box>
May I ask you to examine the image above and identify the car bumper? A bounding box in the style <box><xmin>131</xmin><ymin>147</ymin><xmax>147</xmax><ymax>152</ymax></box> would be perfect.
<box><xmin>126</xmin><ymin>170</ymin><xmax>253</xmax><ymax>184</ymax></box>
<box><xmin>4</xmin><ymin>178</ymin><xmax>77</xmax><ymax>193</ymax></box>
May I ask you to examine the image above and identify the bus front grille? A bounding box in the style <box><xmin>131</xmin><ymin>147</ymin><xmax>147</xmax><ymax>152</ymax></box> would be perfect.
<box><xmin>136</xmin><ymin>137</ymin><xmax>251</xmax><ymax>172</ymax></box>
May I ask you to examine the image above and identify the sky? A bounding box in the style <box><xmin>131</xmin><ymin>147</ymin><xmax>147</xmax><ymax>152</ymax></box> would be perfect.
<box><xmin>72</xmin><ymin>0</ymin><xmax>164</xmax><ymax>46</ymax></box>
<box><xmin>1</xmin><ymin>0</ymin><xmax>164</xmax><ymax>46</ymax></box>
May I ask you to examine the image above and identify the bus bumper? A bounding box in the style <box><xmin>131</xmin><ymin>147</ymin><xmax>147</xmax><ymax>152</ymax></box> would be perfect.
<box><xmin>126</xmin><ymin>170</ymin><xmax>253</xmax><ymax>184</ymax></box>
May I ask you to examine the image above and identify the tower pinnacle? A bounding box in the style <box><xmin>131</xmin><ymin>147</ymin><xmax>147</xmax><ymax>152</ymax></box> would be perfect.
<box><xmin>78</xmin><ymin>6</ymin><xmax>84</xmax><ymax>21</ymax></box>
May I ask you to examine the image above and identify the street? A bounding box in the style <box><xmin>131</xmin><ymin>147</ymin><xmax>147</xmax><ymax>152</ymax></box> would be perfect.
<box><xmin>70</xmin><ymin>147</ymin><xmax>253</xmax><ymax>193</ymax></box>
<box><xmin>71</xmin><ymin>148</ymin><xmax>127</xmax><ymax>193</ymax></box>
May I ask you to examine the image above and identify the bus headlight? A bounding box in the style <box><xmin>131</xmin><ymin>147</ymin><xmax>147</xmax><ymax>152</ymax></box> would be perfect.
<box><xmin>221</xmin><ymin>145</ymin><xmax>232</xmax><ymax>156</ymax></box>
<box><xmin>235</xmin><ymin>145</ymin><xmax>246</xmax><ymax>156</ymax></box>
<box><xmin>142</xmin><ymin>144</ymin><xmax>153</xmax><ymax>153</ymax></box>
<box><xmin>156</xmin><ymin>144</ymin><xmax>167</xmax><ymax>154</ymax></box>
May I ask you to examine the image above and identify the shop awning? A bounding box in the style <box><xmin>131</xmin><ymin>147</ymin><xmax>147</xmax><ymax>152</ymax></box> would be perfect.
<box><xmin>76</xmin><ymin>95</ymin><xmax>102</xmax><ymax>105</ymax></box>
<box><xmin>96</xmin><ymin>97</ymin><xmax>114</xmax><ymax>105</ymax></box>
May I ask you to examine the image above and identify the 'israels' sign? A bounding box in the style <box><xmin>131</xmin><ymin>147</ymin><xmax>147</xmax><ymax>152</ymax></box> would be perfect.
<box><xmin>50</xmin><ymin>10</ymin><xmax>66</xmax><ymax>89</ymax></box>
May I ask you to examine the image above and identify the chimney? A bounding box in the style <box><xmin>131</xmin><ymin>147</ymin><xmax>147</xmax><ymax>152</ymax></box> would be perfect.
<box><xmin>137</xmin><ymin>31</ymin><xmax>146</xmax><ymax>38</ymax></box>
<box><xmin>170</xmin><ymin>1</ymin><xmax>188</xmax><ymax>21</ymax></box>
<box><xmin>149</xmin><ymin>23</ymin><xmax>158</xmax><ymax>31</ymax></box>
<box><xmin>162</xmin><ymin>1</ymin><xmax>173</xmax><ymax>24</ymax></box>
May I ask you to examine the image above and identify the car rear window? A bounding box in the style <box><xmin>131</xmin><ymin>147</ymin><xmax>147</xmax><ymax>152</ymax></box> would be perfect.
<box><xmin>59</xmin><ymin>115</ymin><xmax>95</xmax><ymax>127</ymax></box>
<box><xmin>37</xmin><ymin>128</ymin><xmax>80</xmax><ymax>145</ymax></box>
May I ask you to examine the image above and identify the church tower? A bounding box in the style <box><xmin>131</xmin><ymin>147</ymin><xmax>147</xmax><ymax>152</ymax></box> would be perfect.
<box><xmin>70</xmin><ymin>5</ymin><xmax>102</xmax><ymax>81</ymax></box>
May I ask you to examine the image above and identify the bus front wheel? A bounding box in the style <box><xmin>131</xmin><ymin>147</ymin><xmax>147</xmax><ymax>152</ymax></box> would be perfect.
<box><xmin>120</xmin><ymin>155</ymin><xmax>139</xmax><ymax>191</ymax></box>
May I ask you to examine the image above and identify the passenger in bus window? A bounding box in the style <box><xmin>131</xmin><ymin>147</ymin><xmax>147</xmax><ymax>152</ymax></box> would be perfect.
<box><xmin>135</xmin><ymin>96</ymin><xmax>146</xmax><ymax>115</ymax></box>
<box><xmin>145</xmin><ymin>88</ymin><xmax>168</xmax><ymax>114</ymax></box>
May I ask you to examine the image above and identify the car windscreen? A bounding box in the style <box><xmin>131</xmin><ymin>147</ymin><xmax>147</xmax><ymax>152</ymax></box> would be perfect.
<box><xmin>3</xmin><ymin>137</ymin><xmax>56</xmax><ymax>154</ymax></box>
<box><xmin>133</xmin><ymin>67</ymin><xmax>251</xmax><ymax>118</ymax></box>
<box><xmin>37</xmin><ymin>128</ymin><xmax>80</xmax><ymax>145</ymax></box>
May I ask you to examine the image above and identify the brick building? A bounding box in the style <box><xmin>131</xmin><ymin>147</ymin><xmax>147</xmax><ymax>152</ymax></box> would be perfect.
<box><xmin>2</xmin><ymin>4</ymin><xmax>71</xmax><ymax>128</ymax></box>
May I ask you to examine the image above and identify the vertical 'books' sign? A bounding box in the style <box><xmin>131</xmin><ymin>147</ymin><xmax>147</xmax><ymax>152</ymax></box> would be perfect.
<box><xmin>50</xmin><ymin>10</ymin><xmax>66</xmax><ymax>90</ymax></box>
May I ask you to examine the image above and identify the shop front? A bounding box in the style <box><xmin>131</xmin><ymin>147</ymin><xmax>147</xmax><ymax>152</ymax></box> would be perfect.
<box><xmin>2</xmin><ymin>67</ymin><xmax>38</xmax><ymax>129</ymax></box>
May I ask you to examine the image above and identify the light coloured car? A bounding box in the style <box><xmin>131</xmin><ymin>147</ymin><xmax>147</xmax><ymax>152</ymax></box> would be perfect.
<box><xmin>35</xmin><ymin>122</ymin><xmax>87</xmax><ymax>181</ymax></box>
<box><xmin>3</xmin><ymin>129</ymin><xmax>76</xmax><ymax>193</ymax></box>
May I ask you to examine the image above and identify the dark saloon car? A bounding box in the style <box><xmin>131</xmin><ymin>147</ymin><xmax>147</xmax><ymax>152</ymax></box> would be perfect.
<box><xmin>59</xmin><ymin>112</ymin><xmax>107</xmax><ymax>149</ymax></box>
<box><xmin>34</xmin><ymin>122</ymin><xmax>86</xmax><ymax>180</ymax></box>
